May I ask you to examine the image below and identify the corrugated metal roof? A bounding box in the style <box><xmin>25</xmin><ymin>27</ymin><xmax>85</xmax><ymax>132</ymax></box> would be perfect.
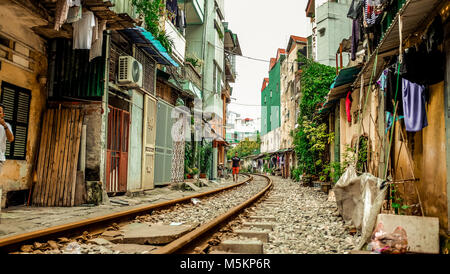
<box><xmin>118</xmin><ymin>27</ymin><xmax>179</xmax><ymax>67</ymax></box>
<box><xmin>352</xmin><ymin>0</ymin><xmax>442</xmax><ymax>89</ymax></box>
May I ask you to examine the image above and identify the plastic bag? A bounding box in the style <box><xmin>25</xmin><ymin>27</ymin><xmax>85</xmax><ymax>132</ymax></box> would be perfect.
<box><xmin>64</xmin><ymin>242</ymin><xmax>81</xmax><ymax>254</ymax></box>
<box><xmin>368</xmin><ymin>222</ymin><xmax>408</xmax><ymax>254</ymax></box>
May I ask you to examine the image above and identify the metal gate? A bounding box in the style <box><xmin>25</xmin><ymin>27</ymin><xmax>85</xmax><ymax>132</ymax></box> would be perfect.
<box><xmin>154</xmin><ymin>100</ymin><xmax>174</xmax><ymax>185</ymax></box>
<box><xmin>106</xmin><ymin>106</ymin><xmax>130</xmax><ymax>193</ymax></box>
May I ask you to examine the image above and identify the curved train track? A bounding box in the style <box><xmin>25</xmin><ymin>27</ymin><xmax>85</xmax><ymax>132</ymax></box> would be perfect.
<box><xmin>0</xmin><ymin>174</ymin><xmax>273</xmax><ymax>254</ymax></box>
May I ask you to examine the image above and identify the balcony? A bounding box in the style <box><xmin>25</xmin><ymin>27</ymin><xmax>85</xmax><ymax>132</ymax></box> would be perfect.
<box><xmin>179</xmin><ymin>0</ymin><xmax>205</xmax><ymax>24</ymax></box>
<box><xmin>204</xmin><ymin>93</ymin><xmax>223</xmax><ymax>120</ymax></box>
<box><xmin>224</xmin><ymin>54</ymin><xmax>236</xmax><ymax>83</ymax></box>
<box><xmin>165</xmin><ymin>19</ymin><xmax>186</xmax><ymax>65</ymax></box>
<box><xmin>182</xmin><ymin>62</ymin><xmax>202</xmax><ymax>90</ymax></box>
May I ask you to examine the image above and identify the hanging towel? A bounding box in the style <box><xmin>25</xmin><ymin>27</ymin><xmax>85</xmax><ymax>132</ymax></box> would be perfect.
<box><xmin>89</xmin><ymin>20</ymin><xmax>106</xmax><ymax>61</ymax></box>
<box><xmin>73</xmin><ymin>11</ymin><xmax>96</xmax><ymax>50</ymax></box>
<box><xmin>351</xmin><ymin>19</ymin><xmax>360</xmax><ymax>61</ymax></box>
<box><xmin>346</xmin><ymin>91</ymin><xmax>353</xmax><ymax>123</ymax></box>
<box><xmin>401</xmin><ymin>78</ymin><xmax>428</xmax><ymax>132</ymax></box>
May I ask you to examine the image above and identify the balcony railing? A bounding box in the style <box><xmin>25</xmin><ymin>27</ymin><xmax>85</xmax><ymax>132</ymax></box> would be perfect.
<box><xmin>165</xmin><ymin>19</ymin><xmax>186</xmax><ymax>65</ymax></box>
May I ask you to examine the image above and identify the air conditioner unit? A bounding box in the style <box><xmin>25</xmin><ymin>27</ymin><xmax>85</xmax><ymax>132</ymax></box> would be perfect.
<box><xmin>118</xmin><ymin>56</ymin><xmax>143</xmax><ymax>88</ymax></box>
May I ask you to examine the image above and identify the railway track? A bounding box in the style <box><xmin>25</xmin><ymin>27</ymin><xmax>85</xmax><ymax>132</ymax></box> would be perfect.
<box><xmin>0</xmin><ymin>174</ymin><xmax>273</xmax><ymax>254</ymax></box>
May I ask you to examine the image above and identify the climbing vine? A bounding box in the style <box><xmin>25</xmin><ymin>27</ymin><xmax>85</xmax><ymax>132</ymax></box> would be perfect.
<box><xmin>132</xmin><ymin>0</ymin><xmax>174</xmax><ymax>54</ymax></box>
<box><xmin>293</xmin><ymin>53</ymin><xmax>336</xmax><ymax>180</ymax></box>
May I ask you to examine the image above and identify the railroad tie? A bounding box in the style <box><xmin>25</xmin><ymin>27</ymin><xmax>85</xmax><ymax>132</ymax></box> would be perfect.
<box><xmin>216</xmin><ymin>239</ymin><xmax>264</xmax><ymax>254</ymax></box>
<box><xmin>242</xmin><ymin>222</ymin><xmax>274</xmax><ymax>231</ymax></box>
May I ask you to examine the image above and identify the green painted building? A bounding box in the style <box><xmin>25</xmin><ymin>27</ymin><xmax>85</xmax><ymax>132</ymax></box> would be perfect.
<box><xmin>261</xmin><ymin>49</ymin><xmax>285</xmax><ymax>136</ymax></box>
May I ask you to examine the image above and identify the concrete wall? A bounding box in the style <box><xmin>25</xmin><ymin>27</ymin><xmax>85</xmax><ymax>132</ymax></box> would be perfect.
<box><xmin>393</xmin><ymin>82</ymin><xmax>448</xmax><ymax>232</ymax></box>
<box><xmin>0</xmin><ymin>2</ymin><xmax>48</xmax><ymax>207</ymax></box>
<box><xmin>83</xmin><ymin>103</ymin><xmax>104</xmax><ymax>182</ymax></box>
<box><xmin>339</xmin><ymin>83</ymin><xmax>382</xmax><ymax>177</ymax></box>
<box><xmin>280</xmin><ymin>43</ymin><xmax>306</xmax><ymax>149</ymax></box>
<box><xmin>315</xmin><ymin>1</ymin><xmax>351</xmax><ymax>66</ymax></box>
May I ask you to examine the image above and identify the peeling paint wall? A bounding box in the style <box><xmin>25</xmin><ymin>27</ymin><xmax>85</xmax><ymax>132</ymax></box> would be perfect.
<box><xmin>0</xmin><ymin>2</ymin><xmax>48</xmax><ymax>208</ymax></box>
<box><xmin>393</xmin><ymin>82</ymin><xmax>448</xmax><ymax>232</ymax></box>
<box><xmin>339</xmin><ymin>84</ymin><xmax>382</xmax><ymax>177</ymax></box>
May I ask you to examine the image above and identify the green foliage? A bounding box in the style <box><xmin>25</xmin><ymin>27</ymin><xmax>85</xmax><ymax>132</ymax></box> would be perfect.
<box><xmin>322</xmin><ymin>161</ymin><xmax>345</xmax><ymax>183</ymax></box>
<box><xmin>356</xmin><ymin>136</ymin><xmax>368</xmax><ymax>172</ymax></box>
<box><xmin>256</xmin><ymin>131</ymin><xmax>261</xmax><ymax>145</ymax></box>
<box><xmin>293</xmin><ymin>54</ymin><xmax>335</xmax><ymax>180</ymax></box>
<box><xmin>227</xmin><ymin>139</ymin><xmax>260</xmax><ymax>160</ymax></box>
<box><xmin>199</xmin><ymin>142</ymin><xmax>212</xmax><ymax>175</ymax></box>
<box><xmin>184</xmin><ymin>141</ymin><xmax>193</xmax><ymax>175</ymax></box>
<box><xmin>132</xmin><ymin>0</ymin><xmax>173</xmax><ymax>54</ymax></box>
<box><xmin>292</xmin><ymin>168</ymin><xmax>302</xmax><ymax>182</ymax></box>
<box><xmin>389</xmin><ymin>185</ymin><xmax>410</xmax><ymax>215</ymax></box>
<box><xmin>191</xmin><ymin>167</ymin><xmax>199</xmax><ymax>175</ymax></box>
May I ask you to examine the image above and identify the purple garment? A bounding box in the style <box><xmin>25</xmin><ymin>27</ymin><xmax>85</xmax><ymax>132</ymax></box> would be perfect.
<box><xmin>401</xmin><ymin>78</ymin><xmax>428</xmax><ymax>132</ymax></box>
<box><xmin>351</xmin><ymin>19</ymin><xmax>360</xmax><ymax>61</ymax></box>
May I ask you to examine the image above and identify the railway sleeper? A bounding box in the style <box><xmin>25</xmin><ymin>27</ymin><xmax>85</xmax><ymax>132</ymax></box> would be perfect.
<box><xmin>242</xmin><ymin>222</ymin><xmax>274</xmax><ymax>231</ymax></box>
<box><xmin>215</xmin><ymin>239</ymin><xmax>264</xmax><ymax>254</ymax></box>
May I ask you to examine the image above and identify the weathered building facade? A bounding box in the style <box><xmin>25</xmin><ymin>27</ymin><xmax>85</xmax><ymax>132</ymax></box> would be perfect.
<box><xmin>320</xmin><ymin>0</ymin><xmax>450</xmax><ymax>236</ymax></box>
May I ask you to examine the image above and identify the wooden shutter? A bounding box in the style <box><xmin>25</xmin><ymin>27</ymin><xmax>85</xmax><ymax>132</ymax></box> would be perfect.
<box><xmin>0</xmin><ymin>82</ymin><xmax>31</xmax><ymax>160</ymax></box>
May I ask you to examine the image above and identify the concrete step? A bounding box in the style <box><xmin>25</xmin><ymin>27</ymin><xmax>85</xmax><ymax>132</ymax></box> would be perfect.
<box><xmin>218</xmin><ymin>239</ymin><xmax>263</xmax><ymax>254</ymax></box>
<box><xmin>234</xmin><ymin>229</ymin><xmax>269</xmax><ymax>243</ymax></box>
<box><xmin>249</xmin><ymin>216</ymin><xmax>277</xmax><ymax>222</ymax></box>
<box><xmin>184</xmin><ymin>182</ymin><xmax>201</xmax><ymax>191</ymax></box>
<box><xmin>242</xmin><ymin>222</ymin><xmax>274</xmax><ymax>230</ymax></box>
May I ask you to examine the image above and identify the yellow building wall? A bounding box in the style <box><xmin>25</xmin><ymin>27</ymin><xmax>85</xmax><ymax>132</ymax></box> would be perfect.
<box><xmin>338</xmin><ymin>85</ymin><xmax>382</xmax><ymax>176</ymax></box>
<box><xmin>0</xmin><ymin>50</ymin><xmax>47</xmax><ymax>208</ymax></box>
<box><xmin>393</xmin><ymin>82</ymin><xmax>448</xmax><ymax>232</ymax></box>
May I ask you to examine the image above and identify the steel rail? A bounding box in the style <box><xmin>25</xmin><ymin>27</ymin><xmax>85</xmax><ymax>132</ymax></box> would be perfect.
<box><xmin>0</xmin><ymin>175</ymin><xmax>253</xmax><ymax>253</ymax></box>
<box><xmin>153</xmin><ymin>174</ymin><xmax>273</xmax><ymax>254</ymax></box>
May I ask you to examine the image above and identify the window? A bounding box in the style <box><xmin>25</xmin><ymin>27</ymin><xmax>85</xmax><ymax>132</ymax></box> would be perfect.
<box><xmin>0</xmin><ymin>82</ymin><xmax>31</xmax><ymax>160</ymax></box>
<box><xmin>213</xmin><ymin>64</ymin><xmax>217</xmax><ymax>93</ymax></box>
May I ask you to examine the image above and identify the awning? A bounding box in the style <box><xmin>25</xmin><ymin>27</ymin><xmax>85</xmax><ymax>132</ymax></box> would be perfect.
<box><xmin>182</xmin><ymin>81</ymin><xmax>202</xmax><ymax>99</ymax></box>
<box><xmin>319</xmin><ymin>66</ymin><xmax>362</xmax><ymax>114</ymax></box>
<box><xmin>118</xmin><ymin>27</ymin><xmax>179</xmax><ymax>67</ymax></box>
<box><xmin>351</xmin><ymin>0</ymin><xmax>442</xmax><ymax>89</ymax></box>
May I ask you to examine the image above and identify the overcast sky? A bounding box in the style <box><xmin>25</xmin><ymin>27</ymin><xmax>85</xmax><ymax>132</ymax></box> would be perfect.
<box><xmin>224</xmin><ymin>0</ymin><xmax>311</xmax><ymax>130</ymax></box>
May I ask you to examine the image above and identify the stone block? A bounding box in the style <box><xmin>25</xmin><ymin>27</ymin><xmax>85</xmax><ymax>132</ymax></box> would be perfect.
<box><xmin>218</xmin><ymin>239</ymin><xmax>263</xmax><ymax>254</ymax></box>
<box><xmin>248</xmin><ymin>216</ymin><xmax>277</xmax><ymax>222</ymax></box>
<box><xmin>242</xmin><ymin>222</ymin><xmax>274</xmax><ymax>230</ymax></box>
<box><xmin>376</xmin><ymin>214</ymin><xmax>439</xmax><ymax>254</ymax></box>
<box><xmin>185</xmin><ymin>182</ymin><xmax>200</xmax><ymax>192</ymax></box>
<box><xmin>234</xmin><ymin>229</ymin><xmax>269</xmax><ymax>242</ymax></box>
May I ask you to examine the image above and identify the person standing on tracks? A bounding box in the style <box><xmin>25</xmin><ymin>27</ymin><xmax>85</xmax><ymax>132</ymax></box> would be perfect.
<box><xmin>231</xmin><ymin>152</ymin><xmax>241</xmax><ymax>183</ymax></box>
<box><xmin>0</xmin><ymin>103</ymin><xmax>14</xmax><ymax>174</ymax></box>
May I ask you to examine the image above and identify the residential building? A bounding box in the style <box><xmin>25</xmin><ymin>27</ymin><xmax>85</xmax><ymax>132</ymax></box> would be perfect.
<box><xmin>320</xmin><ymin>0</ymin><xmax>450</xmax><ymax>235</ymax></box>
<box><xmin>280</xmin><ymin>35</ymin><xmax>307</xmax><ymax>150</ymax></box>
<box><xmin>225</xmin><ymin>111</ymin><xmax>260</xmax><ymax>145</ymax></box>
<box><xmin>305</xmin><ymin>0</ymin><xmax>352</xmax><ymax>66</ymax></box>
<box><xmin>184</xmin><ymin>0</ymin><xmax>240</xmax><ymax>179</ymax></box>
<box><xmin>279</xmin><ymin>35</ymin><xmax>307</xmax><ymax>178</ymax></box>
<box><xmin>260</xmin><ymin>48</ymin><xmax>285</xmax><ymax>153</ymax></box>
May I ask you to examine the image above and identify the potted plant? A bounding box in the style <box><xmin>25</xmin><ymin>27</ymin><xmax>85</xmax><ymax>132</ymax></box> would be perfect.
<box><xmin>192</xmin><ymin>167</ymin><xmax>199</xmax><ymax>179</ymax></box>
<box><xmin>186</xmin><ymin>168</ymin><xmax>193</xmax><ymax>179</ymax></box>
<box><xmin>302</xmin><ymin>173</ymin><xmax>313</xmax><ymax>187</ymax></box>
